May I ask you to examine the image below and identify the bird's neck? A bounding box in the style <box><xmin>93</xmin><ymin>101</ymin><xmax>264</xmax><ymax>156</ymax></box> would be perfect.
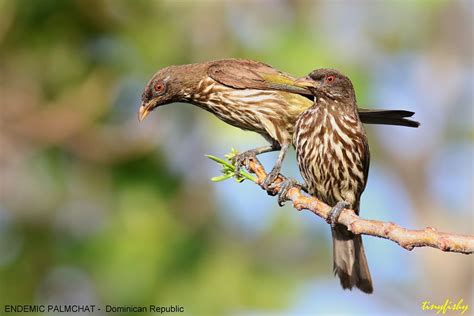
<box><xmin>316</xmin><ymin>97</ymin><xmax>358</xmax><ymax>118</ymax></box>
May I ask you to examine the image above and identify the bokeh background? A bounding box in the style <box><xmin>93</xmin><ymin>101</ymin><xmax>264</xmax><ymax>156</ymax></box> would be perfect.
<box><xmin>1</xmin><ymin>0</ymin><xmax>473</xmax><ymax>315</ymax></box>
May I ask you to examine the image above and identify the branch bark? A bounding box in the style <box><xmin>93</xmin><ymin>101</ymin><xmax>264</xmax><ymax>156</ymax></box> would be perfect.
<box><xmin>245</xmin><ymin>157</ymin><xmax>474</xmax><ymax>255</ymax></box>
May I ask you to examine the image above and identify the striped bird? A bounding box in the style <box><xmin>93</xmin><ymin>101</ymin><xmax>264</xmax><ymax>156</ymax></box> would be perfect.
<box><xmin>292</xmin><ymin>69</ymin><xmax>373</xmax><ymax>293</ymax></box>
<box><xmin>138</xmin><ymin>59</ymin><xmax>418</xmax><ymax>189</ymax></box>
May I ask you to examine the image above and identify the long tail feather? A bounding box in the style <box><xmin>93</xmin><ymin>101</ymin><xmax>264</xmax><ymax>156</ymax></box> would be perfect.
<box><xmin>332</xmin><ymin>224</ymin><xmax>373</xmax><ymax>294</ymax></box>
<box><xmin>358</xmin><ymin>109</ymin><xmax>420</xmax><ymax>128</ymax></box>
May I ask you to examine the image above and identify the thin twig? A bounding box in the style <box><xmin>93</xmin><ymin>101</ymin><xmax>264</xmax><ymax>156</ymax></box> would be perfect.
<box><xmin>209</xmin><ymin>153</ymin><xmax>474</xmax><ymax>254</ymax></box>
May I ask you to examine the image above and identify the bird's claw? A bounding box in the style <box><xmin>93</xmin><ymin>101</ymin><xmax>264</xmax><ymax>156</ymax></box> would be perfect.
<box><xmin>327</xmin><ymin>201</ymin><xmax>350</xmax><ymax>228</ymax></box>
<box><xmin>232</xmin><ymin>150</ymin><xmax>257</xmax><ymax>179</ymax></box>
<box><xmin>276</xmin><ymin>178</ymin><xmax>300</xmax><ymax>206</ymax></box>
<box><xmin>261</xmin><ymin>167</ymin><xmax>281</xmax><ymax>192</ymax></box>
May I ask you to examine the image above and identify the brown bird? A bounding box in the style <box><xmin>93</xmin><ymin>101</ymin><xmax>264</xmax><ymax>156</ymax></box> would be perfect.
<box><xmin>290</xmin><ymin>69</ymin><xmax>373</xmax><ymax>293</ymax></box>
<box><xmin>138</xmin><ymin>58</ymin><xmax>418</xmax><ymax>189</ymax></box>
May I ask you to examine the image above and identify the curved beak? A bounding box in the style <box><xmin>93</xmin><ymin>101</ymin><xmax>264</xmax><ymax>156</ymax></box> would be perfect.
<box><xmin>294</xmin><ymin>76</ymin><xmax>318</xmax><ymax>89</ymax></box>
<box><xmin>138</xmin><ymin>102</ymin><xmax>154</xmax><ymax>122</ymax></box>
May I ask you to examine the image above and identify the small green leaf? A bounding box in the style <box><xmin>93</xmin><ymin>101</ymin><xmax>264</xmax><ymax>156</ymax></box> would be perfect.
<box><xmin>211</xmin><ymin>173</ymin><xmax>234</xmax><ymax>182</ymax></box>
<box><xmin>205</xmin><ymin>154</ymin><xmax>235</xmax><ymax>170</ymax></box>
<box><xmin>224</xmin><ymin>148</ymin><xmax>239</xmax><ymax>161</ymax></box>
<box><xmin>239</xmin><ymin>171</ymin><xmax>256</xmax><ymax>182</ymax></box>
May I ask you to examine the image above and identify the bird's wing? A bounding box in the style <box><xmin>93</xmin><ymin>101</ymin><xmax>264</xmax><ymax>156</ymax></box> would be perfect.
<box><xmin>208</xmin><ymin>59</ymin><xmax>312</xmax><ymax>95</ymax></box>
<box><xmin>360</xmin><ymin>138</ymin><xmax>371</xmax><ymax>202</ymax></box>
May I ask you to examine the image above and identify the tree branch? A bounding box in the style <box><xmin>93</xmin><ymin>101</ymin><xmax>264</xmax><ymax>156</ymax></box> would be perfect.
<box><xmin>208</xmin><ymin>152</ymin><xmax>474</xmax><ymax>254</ymax></box>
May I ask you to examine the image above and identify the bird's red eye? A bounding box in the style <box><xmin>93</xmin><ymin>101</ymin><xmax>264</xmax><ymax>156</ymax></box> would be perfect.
<box><xmin>326</xmin><ymin>75</ymin><xmax>335</xmax><ymax>83</ymax></box>
<box><xmin>154</xmin><ymin>82</ymin><xmax>164</xmax><ymax>92</ymax></box>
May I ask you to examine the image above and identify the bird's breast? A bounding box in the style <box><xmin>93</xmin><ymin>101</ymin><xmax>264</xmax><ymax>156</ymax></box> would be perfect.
<box><xmin>191</xmin><ymin>78</ymin><xmax>309</xmax><ymax>145</ymax></box>
<box><xmin>294</xmin><ymin>107</ymin><xmax>367</xmax><ymax>206</ymax></box>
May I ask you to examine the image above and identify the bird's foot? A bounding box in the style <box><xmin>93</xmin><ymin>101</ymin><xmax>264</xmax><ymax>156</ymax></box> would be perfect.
<box><xmin>232</xmin><ymin>150</ymin><xmax>257</xmax><ymax>179</ymax></box>
<box><xmin>261</xmin><ymin>167</ymin><xmax>281</xmax><ymax>191</ymax></box>
<box><xmin>327</xmin><ymin>201</ymin><xmax>350</xmax><ymax>228</ymax></box>
<box><xmin>276</xmin><ymin>178</ymin><xmax>304</xmax><ymax>206</ymax></box>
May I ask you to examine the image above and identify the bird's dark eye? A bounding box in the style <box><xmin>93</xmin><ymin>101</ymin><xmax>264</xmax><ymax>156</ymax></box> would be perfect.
<box><xmin>326</xmin><ymin>75</ymin><xmax>335</xmax><ymax>83</ymax></box>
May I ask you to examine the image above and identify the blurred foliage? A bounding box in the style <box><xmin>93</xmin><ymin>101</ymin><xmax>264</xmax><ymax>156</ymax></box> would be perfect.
<box><xmin>0</xmin><ymin>0</ymin><xmax>472</xmax><ymax>315</ymax></box>
<box><xmin>207</xmin><ymin>149</ymin><xmax>256</xmax><ymax>183</ymax></box>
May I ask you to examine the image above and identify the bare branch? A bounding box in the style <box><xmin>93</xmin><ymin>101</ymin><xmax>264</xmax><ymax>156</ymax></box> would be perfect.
<box><xmin>244</xmin><ymin>157</ymin><xmax>474</xmax><ymax>255</ymax></box>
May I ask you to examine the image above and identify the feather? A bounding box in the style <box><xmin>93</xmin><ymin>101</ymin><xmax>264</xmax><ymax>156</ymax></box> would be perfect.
<box><xmin>208</xmin><ymin>59</ymin><xmax>311</xmax><ymax>95</ymax></box>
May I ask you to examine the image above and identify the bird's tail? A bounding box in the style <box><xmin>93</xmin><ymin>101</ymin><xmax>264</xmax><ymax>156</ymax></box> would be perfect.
<box><xmin>332</xmin><ymin>224</ymin><xmax>373</xmax><ymax>294</ymax></box>
<box><xmin>358</xmin><ymin>109</ymin><xmax>420</xmax><ymax>128</ymax></box>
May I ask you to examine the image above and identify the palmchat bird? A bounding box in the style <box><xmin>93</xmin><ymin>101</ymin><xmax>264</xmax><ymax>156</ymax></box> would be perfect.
<box><xmin>290</xmin><ymin>69</ymin><xmax>374</xmax><ymax>293</ymax></box>
<box><xmin>138</xmin><ymin>59</ymin><xmax>419</xmax><ymax>189</ymax></box>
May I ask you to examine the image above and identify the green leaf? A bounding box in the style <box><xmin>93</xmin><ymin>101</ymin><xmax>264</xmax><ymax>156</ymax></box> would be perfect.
<box><xmin>205</xmin><ymin>154</ymin><xmax>235</xmax><ymax>170</ymax></box>
<box><xmin>211</xmin><ymin>173</ymin><xmax>234</xmax><ymax>182</ymax></box>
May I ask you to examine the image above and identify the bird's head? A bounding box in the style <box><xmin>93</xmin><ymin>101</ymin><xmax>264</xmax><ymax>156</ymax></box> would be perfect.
<box><xmin>138</xmin><ymin>64</ymin><xmax>203</xmax><ymax>121</ymax></box>
<box><xmin>295</xmin><ymin>69</ymin><xmax>355</xmax><ymax>103</ymax></box>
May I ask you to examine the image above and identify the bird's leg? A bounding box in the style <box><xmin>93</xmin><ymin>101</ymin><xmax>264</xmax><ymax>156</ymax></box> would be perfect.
<box><xmin>327</xmin><ymin>201</ymin><xmax>350</xmax><ymax>228</ymax></box>
<box><xmin>261</xmin><ymin>143</ymin><xmax>290</xmax><ymax>191</ymax></box>
<box><xmin>276</xmin><ymin>178</ymin><xmax>307</xmax><ymax>206</ymax></box>
<box><xmin>232</xmin><ymin>145</ymin><xmax>278</xmax><ymax>179</ymax></box>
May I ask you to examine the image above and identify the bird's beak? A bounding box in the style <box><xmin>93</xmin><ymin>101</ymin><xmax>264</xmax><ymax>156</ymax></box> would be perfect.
<box><xmin>294</xmin><ymin>76</ymin><xmax>318</xmax><ymax>89</ymax></box>
<box><xmin>138</xmin><ymin>102</ymin><xmax>154</xmax><ymax>122</ymax></box>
